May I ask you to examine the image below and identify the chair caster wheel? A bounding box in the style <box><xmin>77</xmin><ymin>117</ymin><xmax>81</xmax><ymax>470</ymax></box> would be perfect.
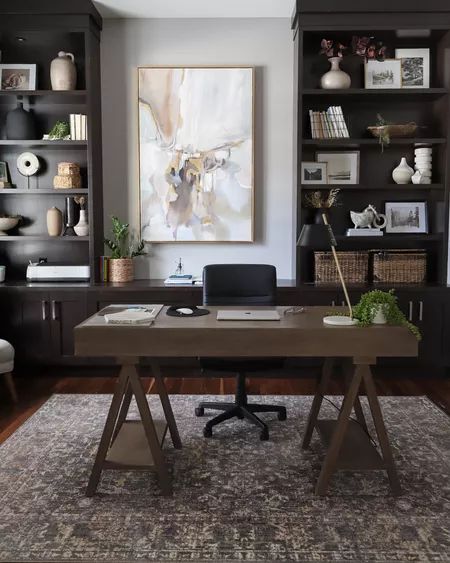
<box><xmin>195</xmin><ymin>407</ymin><xmax>205</xmax><ymax>417</ymax></box>
<box><xmin>277</xmin><ymin>409</ymin><xmax>287</xmax><ymax>421</ymax></box>
<box><xmin>203</xmin><ymin>425</ymin><xmax>213</xmax><ymax>438</ymax></box>
<box><xmin>260</xmin><ymin>429</ymin><xmax>269</xmax><ymax>441</ymax></box>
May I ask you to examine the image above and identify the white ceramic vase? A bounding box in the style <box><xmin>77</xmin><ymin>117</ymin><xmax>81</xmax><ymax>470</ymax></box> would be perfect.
<box><xmin>50</xmin><ymin>51</ymin><xmax>77</xmax><ymax>91</ymax></box>
<box><xmin>74</xmin><ymin>209</ymin><xmax>89</xmax><ymax>237</ymax></box>
<box><xmin>320</xmin><ymin>57</ymin><xmax>351</xmax><ymax>89</ymax></box>
<box><xmin>392</xmin><ymin>157</ymin><xmax>414</xmax><ymax>184</ymax></box>
<box><xmin>46</xmin><ymin>207</ymin><xmax>63</xmax><ymax>237</ymax></box>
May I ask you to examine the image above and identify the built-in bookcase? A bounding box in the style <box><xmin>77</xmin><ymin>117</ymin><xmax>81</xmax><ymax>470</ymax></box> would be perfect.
<box><xmin>0</xmin><ymin>1</ymin><xmax>103</xmax><ymax>280</ymax></box>
<box><xmin>293</xmin><ymin>6</ymin><xmax>450</xmax><ymax>287</ymax></box>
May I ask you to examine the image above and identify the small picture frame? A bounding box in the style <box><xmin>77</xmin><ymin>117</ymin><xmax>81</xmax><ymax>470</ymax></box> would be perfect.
<box><xmin>301</xmin><ymin>161</ymin><xmax>327</xmax><ymax>184</ymax></box>
<box><xmin>0</xmin><ymin>64</ymin><xmax>37</xmax><ymax>91</ymax></box>
<box><xmin>385</xmin><ymin>201</ymin><xmax>428</xmax><ymax>233</ymax></box>
<box><xmin>365</xmin><ymin>59</ymin><xmax>402</xmax><ymax>89</ymax></box>
<box><xmin>395</xmin><ymin>48</ymin><xmax>430</xmax><ymax>89</ymax></box>
<box><xmin>316</xmin><ymin>151</ymin><xmax>360</xmax><ymax>184</ymax></box>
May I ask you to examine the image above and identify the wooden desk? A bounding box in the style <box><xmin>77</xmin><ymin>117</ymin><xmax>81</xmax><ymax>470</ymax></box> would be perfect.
<box><xmin>74</xmin><ymin>306</ymin><xmax>418</xmax><ymax>496</ymax></box>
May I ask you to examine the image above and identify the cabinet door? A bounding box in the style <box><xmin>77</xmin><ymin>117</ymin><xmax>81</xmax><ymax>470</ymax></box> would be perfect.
<box><xmin>50</xmin><ymin>292</ymin><xmax>88</xmax><ymax>358</ymax></box>
<box><xmin>18</xmin><ymin>292</ymin><xmax>52</xmax><ymax>362</ymax></box>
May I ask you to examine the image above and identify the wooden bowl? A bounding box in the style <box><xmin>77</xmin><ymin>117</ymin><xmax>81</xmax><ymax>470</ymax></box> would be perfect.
<box><xmin>0</xmin><ymin>216</ymin><xmax>20</xmax><ymax>236</ymax></box>
<box><xmin>367</xmin><ymin>123</ymin><xmax>418</xmax><ymax>139</ymax></box>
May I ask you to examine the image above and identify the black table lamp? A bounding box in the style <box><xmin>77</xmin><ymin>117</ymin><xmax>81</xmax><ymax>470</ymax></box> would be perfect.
<box><xmin>297</xmin><ymin>212</ymin><xmax>357</xmax><ymax>326</ymax></box>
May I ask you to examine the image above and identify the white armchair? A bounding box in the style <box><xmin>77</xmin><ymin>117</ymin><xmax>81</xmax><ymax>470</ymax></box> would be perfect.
<box><xmin>0</xmin><ymin>339</ymin><xmax>17</xmax><ymax>403</ymax></box>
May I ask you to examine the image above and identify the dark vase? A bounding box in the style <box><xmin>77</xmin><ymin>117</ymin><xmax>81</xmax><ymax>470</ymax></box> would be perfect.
<box><xmin>5</xmin><ymin>101</ymin><xmax>37</xmax><ymax>140</ymax></box>
<box><xmin>63</xmin><ymin>196</ymin><xmax>79</xmax><ymax>236</ymax></box>
<box><xmin>314</xmin><ymin>208</ymin><xmax>328</xmax><ymax>224</ymax></box>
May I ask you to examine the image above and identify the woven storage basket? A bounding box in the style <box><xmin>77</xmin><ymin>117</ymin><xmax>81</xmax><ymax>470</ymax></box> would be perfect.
<box><xmin>372</xmin><ymin>250</ymin><xmax>427</xmax><ymax>284</ymax></box>
<box><xmin>314</xmin><ymin>251</ymin><xmax>369</xmax><ymax>284</ymax></box>
<box><xmin>108</xmin><ymin>258</ymin><xmax>134</xmax><ymax>283</ymax></box>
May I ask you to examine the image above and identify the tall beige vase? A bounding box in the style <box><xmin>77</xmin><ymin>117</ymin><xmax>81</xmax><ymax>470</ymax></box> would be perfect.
<box><xmin>47</xmin><ymin>207</ymin><xmax>63</xmax><ymax>236</ymax></box>
<box><xmin>108</xmin><ymin>258</ymin><xmax>134</xmax><ymax>282</ymax></box>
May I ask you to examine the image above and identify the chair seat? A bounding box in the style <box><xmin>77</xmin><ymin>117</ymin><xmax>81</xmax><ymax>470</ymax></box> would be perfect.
<box><xmin>201</xmin><ymin>357</ymin><xmax>284</xmax><ymax>373</ymax></box>
<box><xmin>0</xmin><ymin>340</ymin><xmax>14</xmax><ymax>374</ymax></box>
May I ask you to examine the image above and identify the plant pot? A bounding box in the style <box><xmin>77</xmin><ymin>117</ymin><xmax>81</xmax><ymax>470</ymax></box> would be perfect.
<box><xmin>109</xmin><ymin>258</ymin><xmax>134</xmax><ymax>283</ymax></box>
<box><xmin>372</xmin><ymin>304</ymin><xmax>388</xmax><ymax>325</ymax></box>
<box><xmin>320</xmin><ymin>57</ymin><xmax>351</xmax><ymax>89</ymax></box>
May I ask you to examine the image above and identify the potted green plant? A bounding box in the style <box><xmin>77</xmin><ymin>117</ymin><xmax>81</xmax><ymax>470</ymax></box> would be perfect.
<box><xmin>104</xmin><ymin>216</ymin><xmax>145</xmax><ymax>282</ymax></box>
<box><xmin>351</xmin><ymin>289</ymin><xmax>421</xmax><ymax>340</ymax></box>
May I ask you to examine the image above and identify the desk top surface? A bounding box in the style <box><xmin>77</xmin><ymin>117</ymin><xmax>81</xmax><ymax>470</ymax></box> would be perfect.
<box><xmin>74</xmin><ymin>306</ymin><xmax>418</xmax><ymax>359</ymax></box>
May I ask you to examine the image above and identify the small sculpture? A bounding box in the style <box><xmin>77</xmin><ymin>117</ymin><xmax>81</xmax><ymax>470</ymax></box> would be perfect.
<box><xmin>350</xmin><ymin>204</ymin><xmax>386</xmax><ymax>229</ymax></box>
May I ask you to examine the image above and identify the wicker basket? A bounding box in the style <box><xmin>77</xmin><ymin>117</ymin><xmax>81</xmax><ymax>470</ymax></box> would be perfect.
<box><xmin>108</xmin><ymin>258</ymin><xmax>134</xmax><ymax>283</ymax></box>
<box><xmin>314</xmin><ymin>251</ymin><xmax>369</xmax><ymax>284</ymax></box>
<box><xmin>372</xmin><ymin>250</ymin><xmax>427</xmax><ymax>284</ymax></box>
<box><xmin>367</xmin><ymin>123</ymin><xmax>418</xmax><ymax>139</ymax></box>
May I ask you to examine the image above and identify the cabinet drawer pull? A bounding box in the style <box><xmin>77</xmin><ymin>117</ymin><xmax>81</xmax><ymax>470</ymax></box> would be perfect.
<box><xmin>408</xmin><ymin>301</ymin><xmax>413</xmax><ymax>322</ymax></box>
<box><xmin>331</xmin><ymin>300</ymin><xmax>335</xmax><ymax>307</ymax></box>
<box><xmin>341</xmin><ymin>301</ymin><xmax>345</xmax><ymax>307</ymax></box>
<box><xmin>419</xmin><ymin>301</ymin><xmax>423</xmax><ymax>322</ymax></box>
<box><xmin>51</xmin><ymin>300</ymin><xmax>58</xmax><ymax>321</ymax></box>
<box><xmin>41</xmin><ymin>300</ymin><xmax>48</xmax><ymax>321</ymax></box>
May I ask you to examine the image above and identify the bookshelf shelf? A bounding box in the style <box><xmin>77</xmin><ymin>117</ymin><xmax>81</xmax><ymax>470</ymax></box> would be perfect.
<box><xmin>302</xmin><ymin>88</ymin><xmax>448</xmax><ymax>98</ymax></box>
<box><xmin>302</xmin><ymin>138</ymin><xmax>446</xmax><ymax>146</ymax></box>
<box><xmin>300</xmin><ymin>184</ymin><xmax>444</xmax><ymax>191</ymax></box>
<box><xmin>0</xmin><ymin>140</ymin><xmax>87</xmax><ymax>148</ymax></box>
<box><xmin>0</xmin><ymin>236</ymin><xmax>89</xmax><ymax>242</ymax></box>
<box><xmin>0</xmin><ymin>189</ymin><xmax>88</xmax><ymax>194</ymax></box>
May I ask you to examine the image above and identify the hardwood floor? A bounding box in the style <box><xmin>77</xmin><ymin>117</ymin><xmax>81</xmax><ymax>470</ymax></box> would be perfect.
<box><xmin>1</xmin><ymin>370</ymin><xmax>449</xmax><ymax>445</ymax></box>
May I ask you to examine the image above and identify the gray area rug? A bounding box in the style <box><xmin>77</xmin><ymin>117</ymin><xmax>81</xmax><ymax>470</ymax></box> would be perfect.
<box><xmin>0</xmin><ymin>394</ymin><xmax>449</xmax><ymax>562</ymax></box>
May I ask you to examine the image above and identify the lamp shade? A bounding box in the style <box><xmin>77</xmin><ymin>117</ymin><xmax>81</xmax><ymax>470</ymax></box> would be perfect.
<box><xmin>297</xmin><ymin>223</ymin><xmax>337</xmax><ymax>248</ymax></box>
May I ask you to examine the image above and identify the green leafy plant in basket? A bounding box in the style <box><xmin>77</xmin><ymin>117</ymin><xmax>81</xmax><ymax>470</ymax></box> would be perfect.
<box><xmin>352</xmin><ymin>289</ymin><xmax>421</xmax><ymax>340</ymax></box>
<box><xmin>104</xmin><ymin>216</ymin><xmax>145</xmax><ymax>259</ymax></box>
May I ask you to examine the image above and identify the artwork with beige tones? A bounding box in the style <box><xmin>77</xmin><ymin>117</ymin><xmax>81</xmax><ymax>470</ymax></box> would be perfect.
<box><xmin>138</xmin><ymin>67</ymin><xmax>254</xmax><ymax>242</ymax></box>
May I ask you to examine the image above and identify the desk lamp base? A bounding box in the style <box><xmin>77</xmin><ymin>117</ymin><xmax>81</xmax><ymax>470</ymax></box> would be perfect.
<box><xmin>323</xmin><ymin>315</ymin><xmax>358</xmax><ymax>326</ymax></box>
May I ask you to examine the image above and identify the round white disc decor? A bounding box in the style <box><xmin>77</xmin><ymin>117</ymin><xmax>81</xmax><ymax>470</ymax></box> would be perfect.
<box><xmin>323</xmin><ymin>315</ymin><xmax>359</xmax><ymax>326</ymax></box>
<box><xmin>17</xmin><ymin>152</ymin><xmax>40</xmax><ymax>176</ymax></box>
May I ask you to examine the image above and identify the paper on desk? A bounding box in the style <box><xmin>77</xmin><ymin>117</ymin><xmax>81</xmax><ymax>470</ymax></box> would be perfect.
<box><xmin>104</xmin><ymin>311</ymin><xmax>155</xmax><ymax>325</ymax></box>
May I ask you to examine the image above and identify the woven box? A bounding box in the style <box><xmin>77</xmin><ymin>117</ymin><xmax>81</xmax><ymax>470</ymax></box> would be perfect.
<box><xmin>53</xmin><ymin>174</ymin><xmax>82</xmax><ymax>189</ymax></box>
<box><xmin>372</xmin><ymin>250</ymin><xmax>427</xmax><ymax>284</ymax></box>
<box><xmin>314</xmin><ymin>251</ymin><xmax>369</xmax><ymax>284</ymax></box>
<box><xmin>57</xmin><ymin>162</ymin><xmax>80</xmax><ymax>176</ymax></box>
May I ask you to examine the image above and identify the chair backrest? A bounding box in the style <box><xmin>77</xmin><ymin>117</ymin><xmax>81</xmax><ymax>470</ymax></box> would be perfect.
<box><xmin>202</xmin><ymin>264</ymin><xmax>277</xmax><ymax>306</ymax></box>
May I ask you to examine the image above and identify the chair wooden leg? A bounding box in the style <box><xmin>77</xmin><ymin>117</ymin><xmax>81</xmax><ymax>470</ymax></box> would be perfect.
<box><xmin>3</xmin><ymin>372</ymin><xmax>18</xmax><ymax>403</ymax></box>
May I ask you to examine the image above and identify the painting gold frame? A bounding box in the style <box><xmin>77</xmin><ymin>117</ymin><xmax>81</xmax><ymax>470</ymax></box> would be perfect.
<box><xmin>137</xmin><ymin>65</ymin><xmax>255</xmax><ymax>243</ymax></box>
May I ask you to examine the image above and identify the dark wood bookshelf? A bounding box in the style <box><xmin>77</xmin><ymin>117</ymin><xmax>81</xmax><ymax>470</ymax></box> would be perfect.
<box><xmin>0</xmin><ymin>0</ymin><xmax>103</xmax><ymax>282</ymax></box>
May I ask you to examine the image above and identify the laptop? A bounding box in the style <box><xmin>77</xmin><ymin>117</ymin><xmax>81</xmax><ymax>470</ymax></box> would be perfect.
<box><xmin>217</xmin><ymin>310</ymin><xmax>281</xmax><ymax>321</ymax></box>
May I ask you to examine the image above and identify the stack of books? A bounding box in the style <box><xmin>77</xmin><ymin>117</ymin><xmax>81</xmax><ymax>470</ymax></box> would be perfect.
<box><xmin>70</xmin><ymin>114</ymin><xmax>88</xmax><ymax>140</ymax></box>
<box><xmin>164</xmin><ymin>274</ymin><xmax>202</xmax><ymax>285</ymax></box>
<box><xmin>309</xmin><ymin>106</ymin><xmax>349</xmax><ymax>139</ymax></box>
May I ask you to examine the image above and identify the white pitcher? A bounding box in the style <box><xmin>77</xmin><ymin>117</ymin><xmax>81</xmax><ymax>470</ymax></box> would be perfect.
<box><xmin>50</xmin><ymin>52</ymin><xmax>77</xmax><ymax>91</ymax></box>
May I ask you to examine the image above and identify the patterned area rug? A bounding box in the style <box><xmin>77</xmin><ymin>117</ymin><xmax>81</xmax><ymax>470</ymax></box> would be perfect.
<box><xmin>0</xmin><ymin>394</ymin><xmax>449</xmax><ymax>562</ymax></box>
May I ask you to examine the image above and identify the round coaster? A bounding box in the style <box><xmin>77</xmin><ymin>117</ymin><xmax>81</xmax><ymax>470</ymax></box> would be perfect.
<box><xmin>166</xmin><ymin>306</ymin><xmax>210</xmax><ymax>317</ymax></box>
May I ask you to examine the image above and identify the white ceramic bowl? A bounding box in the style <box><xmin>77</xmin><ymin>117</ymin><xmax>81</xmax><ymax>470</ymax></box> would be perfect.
<box><xmin>0</xmin><ymin>217</ymin><xmax>19</xmax><ymax>236</ymax></box>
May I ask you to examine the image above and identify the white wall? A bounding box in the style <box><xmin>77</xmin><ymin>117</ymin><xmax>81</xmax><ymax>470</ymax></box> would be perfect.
<box><xmin>101</xmin><ymin>18</ymin><xmax>294</xmax><ymax>279</ymax></box>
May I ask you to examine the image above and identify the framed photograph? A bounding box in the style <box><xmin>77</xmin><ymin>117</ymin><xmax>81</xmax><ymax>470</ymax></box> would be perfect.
<box><xmin>395</xmin><ymin>48</ymin><xmax>430</xmax><ymax>88</ymax></box>
<box><xmin>315</xmin><ymin>151</ymin><xmax>359</xmax><ymax>184</ymax></box>
<box><xmin>138</xmin><ymin>66</ymin><xmax>254</xmax><ymax>242</ymax></box>
<box><xmin>301</xmin><ymin>162</ymin><xmax>327</xmax><ymax>184</ymax></box>
<box><xmin>0</xmin><ymin>64</ymin><xmax>37</xmax><ymax>91</ymax></box>
<box><xmin>365</xmin><ymin>59</ymin><xmax>402</xmax><ymax>89</ymax></box>
<box><xmin>0</xmin><ymin>162</ymin><xmax>8</xmax><ymax>182</ymax></box>
<box><xmin>385</xmin><ymin>202</ymin><xmax>428</xmax><ymax>233</ymax></box>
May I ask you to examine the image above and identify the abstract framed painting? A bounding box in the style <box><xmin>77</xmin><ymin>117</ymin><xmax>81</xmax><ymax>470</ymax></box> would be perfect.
<box><xmin>138</xmin><ymin>66</ymin><xmax>255</xmax><ymax>242</ymax></box>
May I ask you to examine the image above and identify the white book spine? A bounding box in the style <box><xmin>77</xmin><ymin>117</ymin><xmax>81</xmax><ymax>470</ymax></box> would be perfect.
<box><xmin>309</xmin><ymin>109</ymin><xmax>316</xmax><ymax>139</ymax></box>
<box><xmin>81</xmin><ymin>115</ymin><xmax>87</xmax><ymax>141</ymax></box>
<box><xmin>75</xmin><ymin>114</ymin><xmax>82</xmax><ymax>141</ymax></box>
<box><xmin>326</xmin><ymin>107</ymin><xmax>337</xmax><ymax>138</ymax></box>
<box><xmin>337</xmin><ymin>106</ymin><xmax>350</xmax><ymax>138</ymax></box>
<box><xmin>70</xmin><ymin>114</ymin><xmax>76</xmax><ymax>140</ymax></box>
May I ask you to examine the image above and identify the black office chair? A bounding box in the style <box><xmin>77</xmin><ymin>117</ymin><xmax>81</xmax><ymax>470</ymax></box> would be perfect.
<box><xmin>195</xmin><ymin>264</ymin><xmax>287</xmax><ymax>440</ymax></box>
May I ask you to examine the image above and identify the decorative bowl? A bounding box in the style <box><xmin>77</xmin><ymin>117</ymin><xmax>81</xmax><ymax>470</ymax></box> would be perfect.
<box><xmin>367</xmin><ymin>123</ymin><xmax>418</xmax><ymax>139</ymax></box>
<box><xmin>0</xmin><ymin>216</ymin><xmax>20</xmax><ymax>236</ymax></box>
